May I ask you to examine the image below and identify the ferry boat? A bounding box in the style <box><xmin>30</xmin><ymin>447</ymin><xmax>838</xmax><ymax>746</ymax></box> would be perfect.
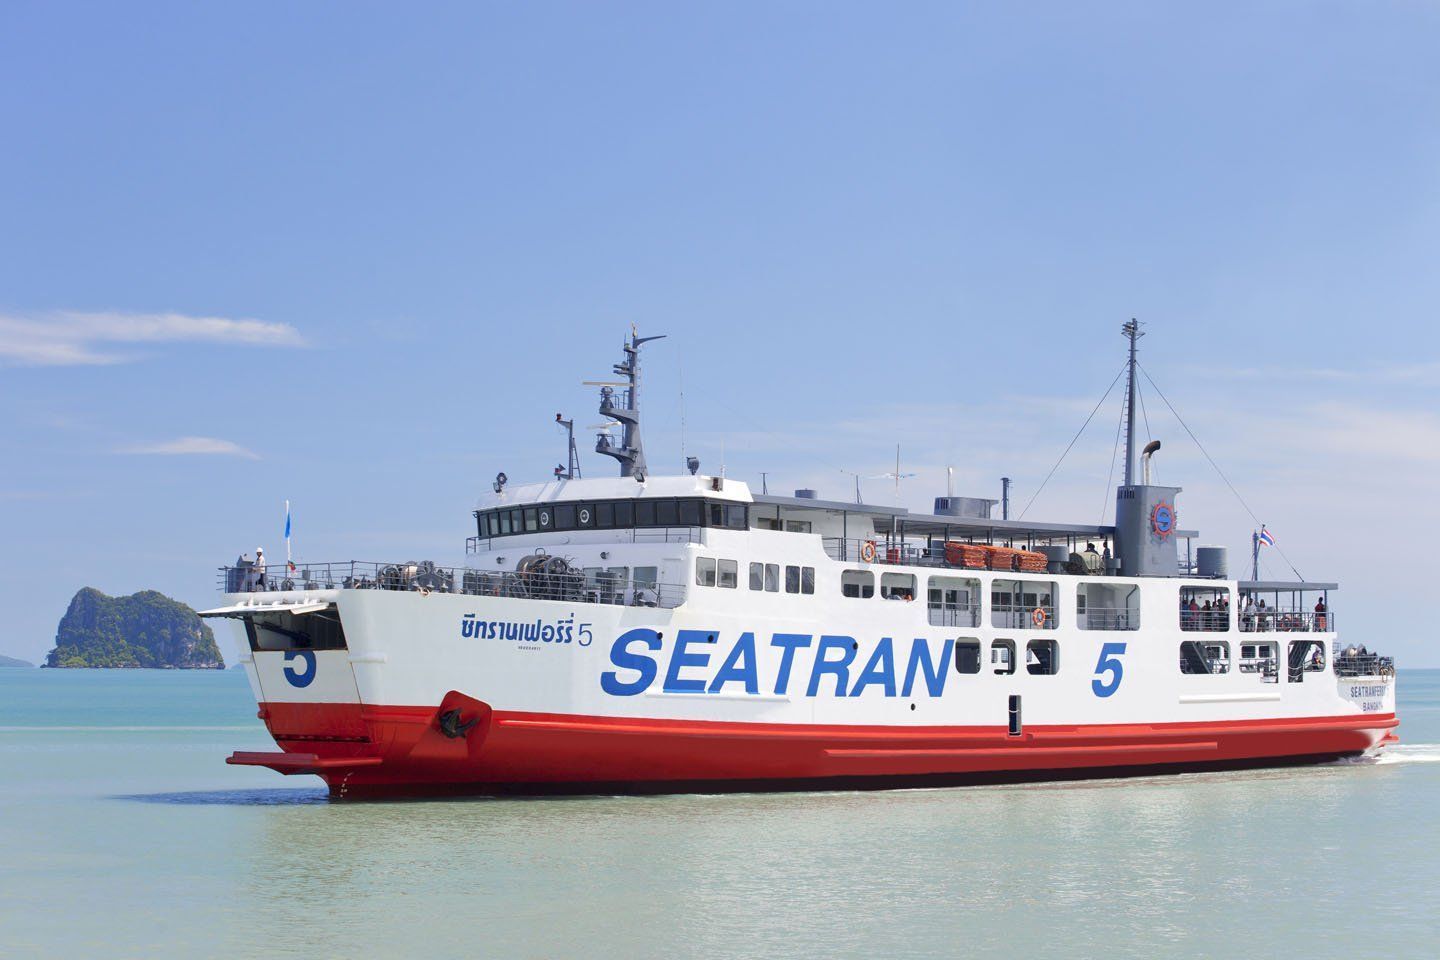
<box><xmin>207</xmin><ymin>326</ymin><xmax>1398</xmax><ymax>797</ymax></box>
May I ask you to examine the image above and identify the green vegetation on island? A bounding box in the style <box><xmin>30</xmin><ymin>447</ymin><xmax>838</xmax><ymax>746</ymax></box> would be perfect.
<box><xmin>45</xmin><ymin>588</ymin><xmax>225</xmax><ymax>669</ymax></box>
<box><xmin>0</xmin><ymin>653</ymin><xmax>33</xmax><ymax>668</ymax></box>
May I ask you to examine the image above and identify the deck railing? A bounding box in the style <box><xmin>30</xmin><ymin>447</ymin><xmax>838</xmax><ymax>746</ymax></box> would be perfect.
<box><xmin>991</xmin><ymin>603</ymin><xmax>1058</xmax><ymax>630</ymax></box>
<box><xmin>219</xmin><ymin>561</ymin><xmax>686</xmax><ymax>609</ymax></box>
<box><xmin>1078</xmin><ymin>607</ymin><xmax>1139</xmax><ymax>631</ymax></box>
<box><xmin>927</xmin><ymin>603</ymin><xmax>981</xmax><ymax>628</ymax></box>
<box><xmin>1239</xmin><ymin>610</ymin><xmax>1334</xmax><ymax>633</ymax></box>
<box><xmin>1333</xmin><ymin>653</ymin><xmax>1395</xmax><ymax>678</ymax></box>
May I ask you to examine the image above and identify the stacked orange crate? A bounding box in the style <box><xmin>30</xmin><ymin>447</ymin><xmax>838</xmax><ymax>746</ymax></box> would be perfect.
<box><xmin>944</xmin><ymin>542</ymin><xmax>989</xmax><ymax>569</ymax></box>
<box><xmin>1016</xmin><ymin>550</ymin><xmax>1048</xmax><ymax>573</ymax></box>
<box><xmin>987</xmin><ymin>546</ymin><xmax>1019</xmax><ymax>571</ymax></box>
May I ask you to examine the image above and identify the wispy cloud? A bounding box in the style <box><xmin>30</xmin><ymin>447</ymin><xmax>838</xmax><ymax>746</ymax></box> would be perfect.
<box><xmin>0</xmin><ymin>310</ymin><xmax>306</xmax><ymax>366</ymax></box>
<box><xmin>1184</xmin><ymin>360</ymin><xmax>1440</xmax><ymax>385</ymax></box>
<box><xmin>120</xmin><ymin>436</ymin><xmax>260</xmax><ymax>459</ymax></box>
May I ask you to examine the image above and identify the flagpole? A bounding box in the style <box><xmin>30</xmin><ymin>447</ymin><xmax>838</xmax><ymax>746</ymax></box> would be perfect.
<box><xmin>1252</xmin><ymin>528</ymin><xmax>1259</xmax><ymax>581</ymax></box>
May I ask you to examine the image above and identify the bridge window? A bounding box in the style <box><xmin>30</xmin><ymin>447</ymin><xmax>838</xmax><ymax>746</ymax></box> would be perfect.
<box><xmin>842</xmin><ymin>570</ymin><xmax>875</xmax><ymax>598</ymax></box>
<box><xmin>656</xmin><ymin>500</ymin><xmax>678</xmax><ymax>526</ymax></box>
<box><xmin>1179</xmin><ymin>640</ymin><xmax>1231</xmax><ymax>675</ymax></box>
<box><xmin>696</xmin><ymin>557</ymin><xmax>717</xmax><ymax>587</ymax></box>
<box><xmin>679</xmin><ymin>500</ymin><xmax>702</xmax><ymax>526</ymax></box>
<box><xmin>928</xmin><ymin>576</ymin><xmax>980</xmax><ymax>627</ymax></box>
<box><xmin>954</xmin><ymin>639</ymin><xmax>982</xmax><ymax>674</ymax></box>
<box><xmin>717</xmin><ymin>559</ymin><xmax>738</xmax><ymax>589</ymax></box>
<box><xmin>991</xmin><ymin>580</ymin><xmax>1056</xmax><ymax>629</ymax></box>
<box><xmin>1078</xmin><ymin>582</ymin><xmax>1139</xmax><ymax>631</ymax></box>
<box><xmin>991</xmin><ymin>639</ymin><xmax>1016</xmax><ymax>675</ymax></box>
<box><xmin>785</xmin><ymin>520</ymin><xmax>813</xmax><ymax>534</ymax></box>
<box><xmin>1026</xmin><ymin>638</ymin><xmax>1059</xmax><ymax>676</ymax></box>
<box><xmin>1180</xmin><ymin>586</ymin><xmax>1231</xmax><ymax>632</ymax></box>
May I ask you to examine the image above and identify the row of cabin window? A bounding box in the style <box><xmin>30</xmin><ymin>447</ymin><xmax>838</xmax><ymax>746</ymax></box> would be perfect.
<box><xmin>695</xmin><ymin>558</ymin><xmax>816</xmax><ymax>594</ymax></box>
<box><xmin>477</xmin><ymin>498</ymin><xmax>749</xmax><ymax>539</ymax></box>
<box><xmin>952</xmin><ymin>638</ymin><xmax>1059</xmax><ymax>676</ymax></box>
<box><xmin>1179</xmin><ymin>638</ymin><xmax>1327</xmax><ymax>677</ymax></box>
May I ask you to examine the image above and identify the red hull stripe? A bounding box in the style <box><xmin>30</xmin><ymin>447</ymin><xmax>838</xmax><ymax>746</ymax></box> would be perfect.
<box><xmin>237</xmin><ymin>701</ymin><xmax>1400</xmax><ymax>794</ymax></box>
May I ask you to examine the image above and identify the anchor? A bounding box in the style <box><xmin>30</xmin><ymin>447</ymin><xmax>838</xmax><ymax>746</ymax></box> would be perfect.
<box><xmin>437</xmin><ymin>708</ymin><xmax>480</xmax><ymax>739</ymax></box>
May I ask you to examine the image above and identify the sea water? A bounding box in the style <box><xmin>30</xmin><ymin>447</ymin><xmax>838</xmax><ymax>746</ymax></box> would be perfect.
<box><xmin>1</xmin><ymin>668</ymin><xmax>1437</xmax><ymax>959</ymax></box>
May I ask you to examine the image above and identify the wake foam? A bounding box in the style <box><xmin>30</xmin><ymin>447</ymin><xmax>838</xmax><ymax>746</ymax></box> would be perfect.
<box><xmin>1329</xmin><ymin>743</ymin><xmax>1440</xmax><ymax>766</ymax></box>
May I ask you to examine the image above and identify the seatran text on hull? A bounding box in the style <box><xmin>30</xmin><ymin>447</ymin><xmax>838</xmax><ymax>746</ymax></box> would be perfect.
<box><xmin>206</xmin><ymin>324</ymin><xmax>1398</xmax><ymax>797</ymax></box>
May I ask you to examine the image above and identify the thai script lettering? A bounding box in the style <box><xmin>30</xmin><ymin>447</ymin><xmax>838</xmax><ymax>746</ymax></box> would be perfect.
<box><xmin>461</xmin><ymin>613</ymin><xmax>592</xmax><ymax>646</ymax></box>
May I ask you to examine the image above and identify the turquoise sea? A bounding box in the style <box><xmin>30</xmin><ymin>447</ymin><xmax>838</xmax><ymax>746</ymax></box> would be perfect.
<box><xmin>1</xmin><ymin>668</ymin><xmax>1437</xmax><ymax>959</ymax></box>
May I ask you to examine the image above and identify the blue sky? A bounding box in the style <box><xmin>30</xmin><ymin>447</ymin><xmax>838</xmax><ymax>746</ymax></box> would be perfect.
<box><xmin>2</xmin><ymin>2</ymin><xmax>1439</xmax><ymax>665</ymax></box>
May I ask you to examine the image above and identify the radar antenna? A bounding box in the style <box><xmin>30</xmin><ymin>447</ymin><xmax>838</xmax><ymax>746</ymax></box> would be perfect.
<box><xmin>593</xmin><ymin>328</ymin><xmax>666</xmax><ymax>482</ymax></box>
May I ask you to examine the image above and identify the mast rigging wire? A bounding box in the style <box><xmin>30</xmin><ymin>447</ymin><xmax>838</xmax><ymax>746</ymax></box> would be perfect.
<box><xmin>1099</xmin><ymin>389</ymin><xmax>1126</xmax><ymax>524</ymax></box>
<box><xmin>1019</xmin><ymin>363</ymin><xmax>1128</xmax><ymax>520</ymax></box>
<box><xmin>1137</xmin><ymin>362</ymin><xmax>1305</xmax><ymax>581</ymax></box>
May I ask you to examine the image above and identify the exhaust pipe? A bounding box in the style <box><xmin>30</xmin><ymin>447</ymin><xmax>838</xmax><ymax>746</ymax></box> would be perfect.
<box><xmin>1142</xmin><ymin>440</ymin><xmax>1161</xmax><ymax>485</ymax></box>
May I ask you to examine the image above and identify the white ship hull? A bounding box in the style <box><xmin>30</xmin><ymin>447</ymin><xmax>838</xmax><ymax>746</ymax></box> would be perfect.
<box><xmin>221</xmin><ymin>568</ymin><xmax>1396</xmax><ymax>796</ymax></box>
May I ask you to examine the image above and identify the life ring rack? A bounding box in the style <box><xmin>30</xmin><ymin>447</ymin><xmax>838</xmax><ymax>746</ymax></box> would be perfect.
<box><xmin>859</xmin><ymin>540</ymin><xmax>878</xmax><ymax>564</ymax></box>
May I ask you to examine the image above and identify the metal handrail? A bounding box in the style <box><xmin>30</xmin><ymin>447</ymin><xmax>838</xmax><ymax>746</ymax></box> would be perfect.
<box><xmin>1180</xmin><ymin>614</ymin><xmax>1232</xmax><ymax>632</ymax></box>
<box><xmin>218</xmin><ymin>560</ymin><xmax>687</xmax><ymax>609</ymax></box>
<box><xmin>1334</xmin><ymin>654</ymin><xmax>1395</xmax><ymax>678</ymax></box>
<box><xmin>1078</xmin><ymin>607</ymin><xmax>1139</xmax><ymax>631</ymax></box>
<box><xmin>1239</xmin><ymin>610</ymin><xmax>1334</xmax><ymax>633</ymax></box>
<box><xmin>991</xmin><ymin>603</ymin><xmax>1057</xmax><ymax>630</ymax></box>
<box><xmin>927</xmin><ymin>603</ymin><xmax>981</xmax><ymax>628</ymax></box>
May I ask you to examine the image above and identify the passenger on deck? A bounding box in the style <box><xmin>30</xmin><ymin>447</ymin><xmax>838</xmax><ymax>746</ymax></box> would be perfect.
<box><xmin>1187</xmin><ymin>597</ymin><xmax>1200</xmax><ymax>630</ymax></box>
<box><xmin>1102</xmin><ymin>541</ymin><xmax>1112</xmax><ymax>569</ymax></box>
<box><xmin>1242</xmin><ymin>595</ymin><xmax>1256</xmax><ymax>632</ymax></box>
<box><xmin>1257</xmin><ymin>599</ymin><xmax>1269</xmax><ymax>632</ymax></box>
<box><xmin>255</xmin><ymin>547</ymin><xmax>267</xmax><ymax>590</ymax></box>
<box><xmin>1202</xmin><ymin>600</ymin><xmax>1214</xmax><ymax>630</ymax></box>
<box><xmin>1315</xmin><ymin>598</ymin><xmax>1328</xmax><ymax>631</ymax></box>
<box><xmin>1083</xmin><ymin>542</ymin><xmax>1103</xmax><ymax>574</ymax></box>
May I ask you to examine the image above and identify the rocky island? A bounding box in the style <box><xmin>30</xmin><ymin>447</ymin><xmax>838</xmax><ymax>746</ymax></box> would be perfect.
<box><xmin>45</xmin><ymin>588</ymin><xmax>225</xmax><ymax>669</ymax></box>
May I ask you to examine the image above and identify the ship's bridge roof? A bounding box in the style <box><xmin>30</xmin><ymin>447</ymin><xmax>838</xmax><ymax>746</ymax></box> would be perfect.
<box><xmin>751</xmin><ymin>491</ymin><xmax>1200</xmax><ymax>544</ymax></box>
<box><xmin>477</xmin><ymin>474</ymin><xmax>752</xmax><ymax>511</ymax></box>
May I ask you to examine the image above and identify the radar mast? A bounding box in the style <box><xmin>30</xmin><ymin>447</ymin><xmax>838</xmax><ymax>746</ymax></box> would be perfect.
<box><xmin>592</xmin><ymin>328</ymin><xmax>665</xmax><ymax>482</ymax></box>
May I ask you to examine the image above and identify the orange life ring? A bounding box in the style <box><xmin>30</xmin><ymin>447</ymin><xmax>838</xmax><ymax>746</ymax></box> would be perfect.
<box><xmin>860</xmin><ymin>540</ymin><xmax>878</xmax><ymax>563</ymax></box>
<box><xmin>1032</xmin><ymin>607</ymin><xmax>1047</xmax><ymax>627</ymax></box>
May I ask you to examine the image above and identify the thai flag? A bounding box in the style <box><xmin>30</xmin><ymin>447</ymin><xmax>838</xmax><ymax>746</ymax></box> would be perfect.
<box><xmin>1258</xmin><ymin>527</ymin><xmax>1275</xmax><ymax>548</ymax></box>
